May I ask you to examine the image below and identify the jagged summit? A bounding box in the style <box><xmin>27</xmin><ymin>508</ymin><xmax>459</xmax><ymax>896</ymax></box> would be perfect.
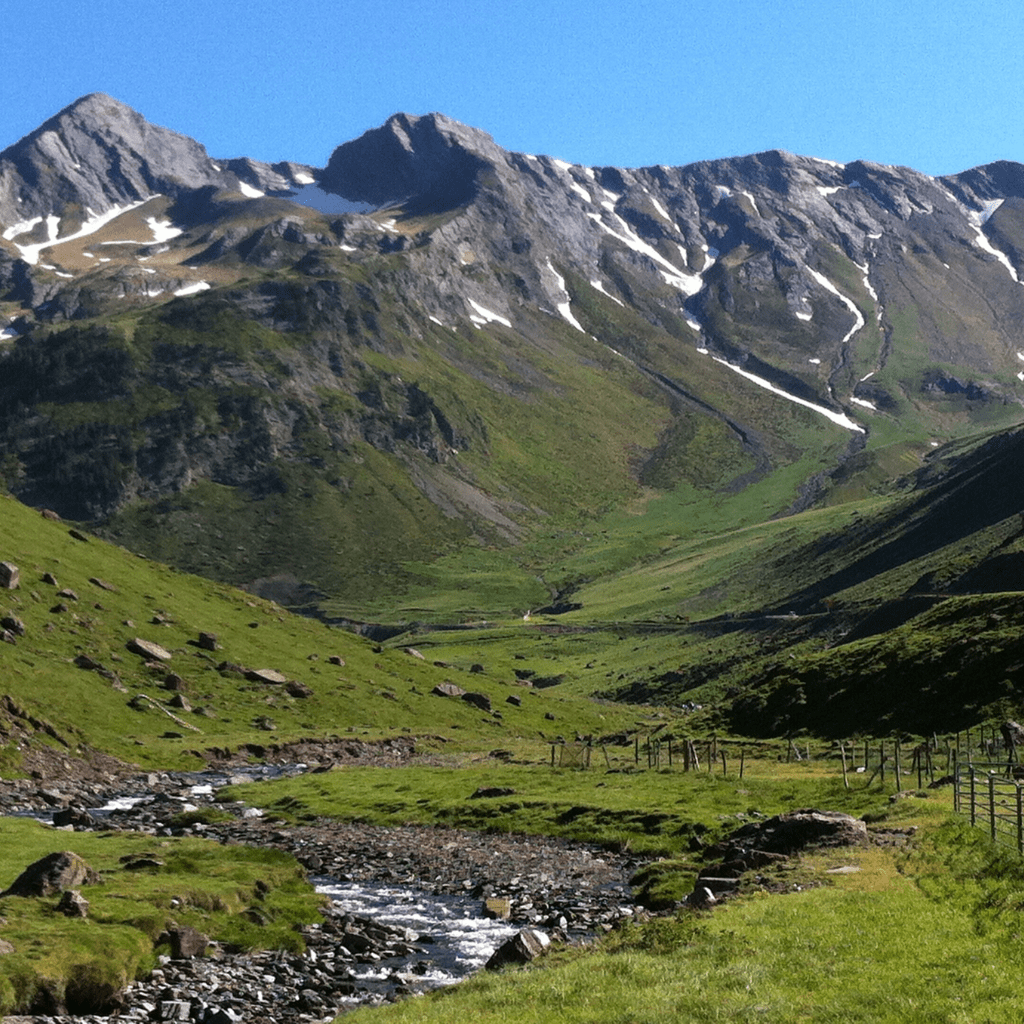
<box><xmin>319</xmin><ymin>111</ymin><xmax>503</xmax><ymax>211</ymax></box>
<box><xmin>0</xmin><ymin>93</ymin><xmax>226</xmax><ymax>225</ymax></box>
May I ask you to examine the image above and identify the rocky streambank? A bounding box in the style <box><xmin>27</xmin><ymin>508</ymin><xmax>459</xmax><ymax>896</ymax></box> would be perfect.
<box><xmin>0</xmin><ymin>768</ymin><xmax>647</xmax><ymax>1023</ymax></box>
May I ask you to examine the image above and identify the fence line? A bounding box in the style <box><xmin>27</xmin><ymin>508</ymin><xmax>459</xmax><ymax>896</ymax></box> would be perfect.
<box><xmin>954</xmin><ymin>758</ymin><xmax>1024</xmax><ymax>854</ymax></box>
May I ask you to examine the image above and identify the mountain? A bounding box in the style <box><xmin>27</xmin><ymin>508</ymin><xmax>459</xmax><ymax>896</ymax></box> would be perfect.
<box><xmin>2</xmin><ymin>94</ymin><xmax>1024</xmax><ymax>630</ymax></box>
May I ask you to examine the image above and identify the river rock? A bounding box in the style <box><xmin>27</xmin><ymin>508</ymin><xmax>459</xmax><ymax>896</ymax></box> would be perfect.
<box><xmin>484</xmin><ymin>928</ymin><xmax>551</xmax><ymax>969</ymax></box>
<box><xmin>1</xmin><ymin>850</ymin><xmax>100</xmax><ymax>896</ymax></box>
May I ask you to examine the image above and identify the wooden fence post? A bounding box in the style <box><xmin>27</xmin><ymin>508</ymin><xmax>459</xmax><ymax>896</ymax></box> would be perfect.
<box><xmin>720</xmin><ymin>750</ymin><xmax>727</xmax><ymax>775</ymax></box>
<box><xmin>895</xmin><ymin>741</ymin><xmax>901</xmax><ymax>793</ymax></box>
<box><xmin>840</xmin><ymin>742</ymin><xmax>849</xmax><ymax>790</ymax></box>
<box><xmin>740</xmin><ymin>747</ymin><xmax>746</xmax><ymax>780</ymax></box>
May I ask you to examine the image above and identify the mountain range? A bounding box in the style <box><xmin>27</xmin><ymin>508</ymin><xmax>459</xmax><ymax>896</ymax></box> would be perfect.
<box><xmin>3</xmin><ymin>94</ymin><xmax>1024</xmax><ymax>734</ymax></box>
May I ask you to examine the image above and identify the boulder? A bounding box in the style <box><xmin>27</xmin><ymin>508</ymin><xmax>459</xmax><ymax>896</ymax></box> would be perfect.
<box><xmin>714</xmin><ymin>809</ymin><xmax>868</xmax><ymax>856</ymax></box>
<box><xmin>0</xmin><ymin>561</ymin><xmax>19</xmax><ymax>589</ymax></box>
<box><xmin>197</xmin><ymin>631</ymin><xmax>220</xmax><ymax>651</ymax></box>
<box><xmin>286</xmin><ymin>680</ymin><xmax>313</xmax><ymax>698</ymax></box>
<box><xmin>247</xmin><ymin>668</ymin><xmax>287</xmax><ymax>684</ymax></box>
<box><xmin>53</xmin><ymin>807</ymin><xmax>98</xmax><ymax>829</ymax></box>
<box><xmin>1</xmin><ymin>613</ymin><xmax>25</xmax><ymax>636</ymax></box>
<box><xmin>1</xmin><ymin>851</ymin><xmax>100</xmax><ymax>896</ymax></box>
<box><xmin>167</xmin><ymin>925</ymin><xmax>209</xmax><ymax>959</ymax></box>
<box><xmin>432</xmin><ymin>682</ymin><xmax>466</xmax><ymax>698</ymax></box>
<box><xmin>127</xmin><ymin>637</ymin><xmax>172</xmax><ymax>661</ymax></box>
<box><xmin>462</xmin><ymin>691</ymin><xmax>492</xmax><ymax>711</ymax></box>
<box><xmin>485</xmin><ymin>928</ymin><xmax>551</xmax><ymax>970</ymax></box>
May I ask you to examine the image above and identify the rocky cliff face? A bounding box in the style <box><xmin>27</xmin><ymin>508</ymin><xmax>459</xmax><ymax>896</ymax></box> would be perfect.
<box><xmin>2</xmin><ymin>96</ymin><xmax>1024</xmax><ymax>606</ymax></box>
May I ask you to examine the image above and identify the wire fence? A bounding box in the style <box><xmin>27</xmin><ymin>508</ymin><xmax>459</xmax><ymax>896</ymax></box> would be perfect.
<box><xmin>954</xmin><ymin>759</ymin><xmax>1024</xmax><ymax>854</ymax></box>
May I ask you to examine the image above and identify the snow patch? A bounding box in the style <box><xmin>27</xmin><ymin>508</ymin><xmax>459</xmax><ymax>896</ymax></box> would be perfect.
<box><xmin>173</xmin><ymin>281</ymin><xmax>211</xmax><ymax>297</ymax></box>
<box><xmin>850</xmin><ymin>397</ymin><xmax>877</xmax><ymax>410</ymax></box>
<box><xmin>552</xmin><ymin>158</ymin><xmax>572</xmax><ymax>172</ymax></box>
<box><xmin>587</xmin><ymin>212</ymin><xmax>703</xmax><ymax>296</ymax></box>
<box><xmin>13</xmin><ymin>199</ymin><xmax>154</xmax><ymax>265</ymax></box>
<box><xmin>816</xmin><ymin>185</ymin><xmax>843</xmax><ymax>197</ymax></box>
<box><xmin>796</xmin><ymin>311</ymin><xmax>813</xmax><ymax>322</ymax></box>
<box><xmin>569</xmin><ymin>180</ymin><xmax>592</xmax><ymax>203</ymax></box>
<box><xmin>238</xmin><ymin>181</ymin><xmax>264</xmax><ymax>199</ymax></box>
<box><xmin>712</xmin><ymin>357</ymin><xmax>865</xmax><ymax>432</ymax></box>
<box><xmin>808</xmin><ymin>357</ymin><xmax>821</xmax><ymax>364</ymax></box>
<box><xmin>545</xmin><ymin>259</ymin><xmax>585</xmax><ymax>333</ymax></box>
<box><xmin>738</xmin><ymin>190</ymin><xmax>760</xmax><ymax>217</ymax></box>
<box><xmin>292</xmin><ymin>172</ymin><xmax>315</xmax><ymax>185</ymax></box>
<box><xmin>2</xmin><ymin>216</ymin><xmax>42</xmax><ymax>241</ymax></box>
<box><xmin>967</xmin><ymin>205</ymin><xmax>1019</xmax><ymax>282</ymax></box>
<box><xmin>807</xmin><ymin>268</ymin><xmax>865</xmax><ymax>344</ymax></box>
<box><xmin>650</xmin><ymin>196</ymin><xmax>672</xmax><ymax>221</ymax></box>
<box><xmin>467</xmin><ymin>298</ymin><xmax>511</xmax><ymax>329</ymax></box>
<box><xmin>590</xmin><ymin>278</ymin><xmax>624</xmax><ymax>306</ymax></box>
<box><xmin>287</xmin><ymin>184</ymin><xmax>378</xmax><ymax>214</ymax></box>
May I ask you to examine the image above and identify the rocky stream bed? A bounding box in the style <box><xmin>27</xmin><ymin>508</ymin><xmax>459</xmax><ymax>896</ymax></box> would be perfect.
<box><xmin>0</xmin><ymin>765</ymin><xmax>648</xmax><ymax>1023</ymax></box>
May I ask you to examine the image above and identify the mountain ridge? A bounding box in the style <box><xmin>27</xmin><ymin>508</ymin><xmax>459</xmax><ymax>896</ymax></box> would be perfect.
<box><xmin>2</xmin><ymin>95</ymin><xmax>1024</xmax><ymax>624</ymax></box>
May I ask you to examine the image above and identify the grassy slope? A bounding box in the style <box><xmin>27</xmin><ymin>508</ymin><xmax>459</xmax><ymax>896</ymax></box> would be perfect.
<box><xmin>0</xmin><ymin>494</ymin><xmax>643</xmax><ymax>773</ymax></box>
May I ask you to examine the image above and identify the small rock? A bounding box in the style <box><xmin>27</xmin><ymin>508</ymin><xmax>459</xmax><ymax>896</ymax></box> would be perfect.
<box><xmin>57</xmin><ymin>889</ymin><xmax>89</xmax><ymax>918</ymax></box>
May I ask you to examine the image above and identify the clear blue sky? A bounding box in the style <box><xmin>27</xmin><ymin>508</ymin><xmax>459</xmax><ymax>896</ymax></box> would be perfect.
<box><xmin>3</xmin><ymin>0</ymin><xmax>1020</xmax><ymax>177</ymax></box>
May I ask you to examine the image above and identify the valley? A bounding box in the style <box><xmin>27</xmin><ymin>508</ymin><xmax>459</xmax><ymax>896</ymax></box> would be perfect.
<box><xmin>3</xmin><ymin>94</ymin><xmax>1024</xmax><ymax>1020</ymax></box>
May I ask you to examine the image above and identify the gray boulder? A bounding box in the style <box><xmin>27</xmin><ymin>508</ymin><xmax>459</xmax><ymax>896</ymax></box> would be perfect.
<box><xmin>1</xmin><ymin>851</ymin><xmax>100</xmax><ymax>896</ymax></box>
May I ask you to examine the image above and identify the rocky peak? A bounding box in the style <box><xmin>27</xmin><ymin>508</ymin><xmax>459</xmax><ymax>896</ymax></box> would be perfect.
<box><xmin>0</xmin><ymin>92</ymin><xmax>227</xmax><ymax>224</ymax></box>
<box><xmin>319</xmin><ymin>112</ymin><xmax>502</xmax><ymax>213</ymax></box>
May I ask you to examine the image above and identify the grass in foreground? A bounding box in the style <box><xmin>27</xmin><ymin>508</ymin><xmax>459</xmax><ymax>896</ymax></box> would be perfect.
<box><xmin>0</xmin><ymin>818</ymin><xmax>321</xmax><ymax>1015</ymax></box>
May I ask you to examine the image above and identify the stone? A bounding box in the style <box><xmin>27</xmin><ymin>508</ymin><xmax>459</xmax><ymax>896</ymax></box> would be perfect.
<box><xmin>127</xmin><ymin>637</ymin><xmax>173</xmax><ymax>661</ymax></box>
<box><xmin>328</xmin><ymin>655</ymin><xmax>346</xmax><ymax>666</ymax></box>
<box><xmin>247</xmin><ymin>668</ymin><xmax>288</xmax><ymax>684</ymax></box>
<box><xmin>168</xmin><ymin>925</ymin><xmax>209</xmax><ymax>959</ymax></box>
<box><xmin>41</xmin><ymin>571</ymin><xmax>58</xmax><ymax>585</ymax></box>
<box><xmin>1</xmin><ymin>613</ymin><xmax>25</xmax><ymax>636</ymax></box>
<box><xmin>68</xmin><ymin>528</ymin><xmax>89</xmax><ymax>542</ymax></box>
<box><xmin>197</xmin><ymin>631</ymin><xmax>220</xmax><ymax>651</ymax></box>
<box><xmin>462</xmin><ymin>692</ymin><xmax>492</xmax><ymax>711</ymax></box>
<box><xmin>715</xmin><ymin>809</ymin><xmax>868</xmax><ymax>856</ymax></box>
<box><xmin>1</xmin><ymin>850</ymin><xmax>100</xmax><ymax>897</ymax></box>
<box><xmin>470</xmin><ymin>786</ymin><xmax>516</xmax><ymax>799</ymax></box>
<box><xmin>286</xmin><ymin>680</ymin><xmax>313</xmax><ymax>698</ymax></box>
<box><xmin>53</xmin><ymin>807</ymin><xmax>98</xmax><ymax>829</ymax></box>
<box><xmin>74</xmin><ymin>654</ymin><xmax>103</xmax><ymax>671</ymax></box>
<box><xmin>404</xmin><ymin>647</ymin><xmax>425</xmax><ymax>659</ymax></box>
<box><xmin>506</xmin><ymin>694</ymin><xmax>522</xmax><ymax>706</ymax></box>
<box><xmin>57</xmin><ymin>888</ymin><xmax>89</xmax><ymax>918</ymax></box>
<box><xmin>39</xmin><ymin>508</ymin><xmax>61</xmax><ymax>521</ymax></box>
<box><xmin>56</xmin><ymin>588</ymin><xmax>79</xmax><ymax>601</ymax></box>
<box><xmin>485</xmin><ymin>928</ymin><xmax>551</xmax><ymax>970</ymax></box>
<box><xmin>0</xmin><ymin>939</ymin><xmax>14</xmax><ymax>954</ymax></box>
<box><xmin>0</xmin><ymin>562</ymin><xmax>19</xmax><ymax>589</ymax></box>
<box><xmin>432</xmin><ymin>682</ymin><xmax>466</xmax><ymax>698</ymax></box>
<box><xmin>483</xmin><ymin>897</ymin><xmax>511</xmax><ymax>919</ymax></box>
